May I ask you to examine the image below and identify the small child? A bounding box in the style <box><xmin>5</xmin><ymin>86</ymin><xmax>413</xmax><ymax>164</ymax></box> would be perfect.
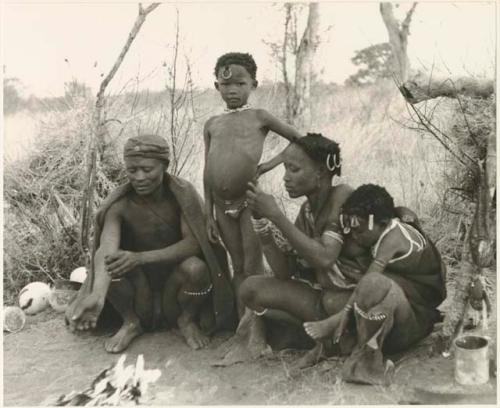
<box><xmin>203</xmin><ymin>52</ymin><xmax>301</xmax><ymax>314</ymax></box>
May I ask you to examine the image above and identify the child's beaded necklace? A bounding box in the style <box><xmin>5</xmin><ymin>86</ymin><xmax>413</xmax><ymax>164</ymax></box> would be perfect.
<box><xmin>224</xmin><ymin>104</ymin><xmax>252</xmax><ymax>113</ymax></box>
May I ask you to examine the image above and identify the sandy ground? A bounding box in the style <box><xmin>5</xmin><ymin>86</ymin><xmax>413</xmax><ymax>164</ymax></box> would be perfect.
<box><xmin>3</xmin><ymin>309</ymin><xmax>497</xmax><ymax>406</ymax></box>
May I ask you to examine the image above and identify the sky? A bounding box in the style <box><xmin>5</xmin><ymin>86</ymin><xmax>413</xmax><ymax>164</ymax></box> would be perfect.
<box><xmin>2</xmin><ymin>1</ymin><xmax>496</xmax><ymax>98</ymax></box>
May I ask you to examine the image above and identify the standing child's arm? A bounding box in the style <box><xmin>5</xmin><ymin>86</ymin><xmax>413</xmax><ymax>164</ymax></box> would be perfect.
<box><xmin>256</xmin><ymin>109</ymin><xmax>302</xmax><ymax>177</ymax></box>
<box><xmin>256</xmin><ymin>152</ymin><xmax>285</xmax><ymax>177</ymax></box>
<box><xmin>203</xmin><ymin>120</ymin><xmax>219</xmax><ymax>243</ymax></box>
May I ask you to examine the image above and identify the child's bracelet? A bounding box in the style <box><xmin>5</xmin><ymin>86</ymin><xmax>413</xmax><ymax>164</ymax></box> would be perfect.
<box><xmin>373</xmin><ymin>259</ymin><xmax>387</xmax><ymax>269</ymax></box>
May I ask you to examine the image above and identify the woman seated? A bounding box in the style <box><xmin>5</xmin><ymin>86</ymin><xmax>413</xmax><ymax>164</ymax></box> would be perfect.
<box><xmin>241</xmin><ymin>133</ymin><xmax>446</xmax><ymax>385</ymax></box>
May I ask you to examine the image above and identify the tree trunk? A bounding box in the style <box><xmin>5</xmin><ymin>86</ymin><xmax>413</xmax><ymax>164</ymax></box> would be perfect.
<box><xmin>282</xmin><ymin>3</ymin><xmax>293</xmax><ymax>123</ymax></box>
<box><xmin>292</xmin><ymin>2</ymin><xmax>320</xmax><ymax>128</ymax></box>
<box><xmin>379</xmin><ymin>2</ymin><xmax>416</xmax><ymax>82</ymax></box>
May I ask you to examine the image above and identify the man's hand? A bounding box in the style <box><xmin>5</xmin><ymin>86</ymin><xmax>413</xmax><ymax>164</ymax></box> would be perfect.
<box><xmin>105</xmin><ymin>250</ymin><xmax>141</xmax><ymax>278</ymax></box>
<box><xmin>65</xmin><ymin>293</ymin><xmax>104</xmax><ymax>332</ymax></box>
<box><xmin>206</xmin><ymin>217</ymin><xmax>220</xmax><ymax>243</ymax></box>
<box><xmin>246</xmin><ymin>182</ymin><xmax>282</xmax><ymax>222</ymax></box>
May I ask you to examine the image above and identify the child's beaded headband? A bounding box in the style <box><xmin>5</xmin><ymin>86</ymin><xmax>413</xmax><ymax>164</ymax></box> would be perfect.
<box><xmin>340</xmin><ymin>213</ymin><xmax>374</xmax><ymax>233</ymax></box>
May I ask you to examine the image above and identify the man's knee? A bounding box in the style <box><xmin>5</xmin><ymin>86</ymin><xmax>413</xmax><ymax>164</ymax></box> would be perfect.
<box><xmin>178</xmin><ymin>257</ymin><xmax>210</xmax><ymax>288</ymax></box>
<box><xmin>354</xmin><ymin>273</ymin><xmax>392</xmax><ymax>310</ymax></box>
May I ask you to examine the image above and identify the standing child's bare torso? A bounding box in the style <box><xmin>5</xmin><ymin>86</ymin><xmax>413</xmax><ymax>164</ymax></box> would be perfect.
<box><xmin>206</xmin><ymin>110</ymin><xmax>269</xmax><ymax>200</ymax></box>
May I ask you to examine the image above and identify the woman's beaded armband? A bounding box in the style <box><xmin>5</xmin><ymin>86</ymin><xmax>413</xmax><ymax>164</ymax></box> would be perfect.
<box><xmin>251</xmin><ymin>217</ymin><xmax>293</xmax><ymax>254</ymax></box>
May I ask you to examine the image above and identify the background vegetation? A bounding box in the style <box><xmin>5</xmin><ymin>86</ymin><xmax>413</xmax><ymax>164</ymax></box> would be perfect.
<box><xmin>4</xmin><ymin>76</ymin><xmax>471</xmax><ymax>303</ymax></box>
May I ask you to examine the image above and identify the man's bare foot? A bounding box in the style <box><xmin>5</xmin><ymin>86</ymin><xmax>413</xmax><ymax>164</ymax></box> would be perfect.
<box><xmin>104</xmin><ymin>320</ymin><xmax>143</xmax><ymax>353</ymax></box>
<box><xmin>178</xmin><ymin>314</ymin><xmax>210</xmax><ymax>350</ymax></box>
<box><xmin>303</xmin><ymin>318</ymin><xmax>336</xmax><ymax>340</ymax></box>
<box><xmin>288</xmin><ymin>343</ymin><xmax>325</xmax><ymax>377</ymax></box>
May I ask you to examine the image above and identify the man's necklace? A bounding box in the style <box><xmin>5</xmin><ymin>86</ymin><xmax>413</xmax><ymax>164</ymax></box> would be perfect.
<box><xmin>224</xmin><ymin>104</ymin><xmax>252</xmax><ymax>113</ymax></box>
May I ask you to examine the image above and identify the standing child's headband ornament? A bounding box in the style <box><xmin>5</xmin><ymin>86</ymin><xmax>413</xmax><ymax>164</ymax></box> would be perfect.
<box><xmin>221</xmin><ymin>66</ymin><xmax>232</xmax><ymax>79</ymax></box>
<box><xmin>326</xmin><ymin>153</ymin><xmax>341</xmax><ymax>172</ymax></box>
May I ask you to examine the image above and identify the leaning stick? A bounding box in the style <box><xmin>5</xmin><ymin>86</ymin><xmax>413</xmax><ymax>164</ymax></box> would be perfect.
<box><xmin>80</xmin><ymin>3</ymin><xmax>160</xmax><ymax>290</ymax></box>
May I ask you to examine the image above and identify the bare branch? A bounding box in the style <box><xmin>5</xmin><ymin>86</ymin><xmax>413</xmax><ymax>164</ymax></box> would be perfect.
<box><xmin>96</xmin><ymin>3</ymin><xmax>160</xmax><ymax>105</ymax></box>
<box><xmin>401</xmin><ymin>2</ymin><xmax>417</xmax><ymax>37</ymax></box>
<box><xmin>380</xmin><ymin>2</ymin><xmax>413</xmax><ymax>81</ymax></box>
<box><xmin>142</xmin><ymin>3</ymin><xmax>160</xmax><ymax>15</ymax></box>
<box><xmin>400</xmin><ymin>73</ymin><xmax>494</xmax><ymax>104</ymax></box>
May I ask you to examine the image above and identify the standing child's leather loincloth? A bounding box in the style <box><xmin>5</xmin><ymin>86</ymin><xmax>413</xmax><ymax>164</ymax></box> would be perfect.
<box><xmin>213</xmin><ymin>194</ymin><xmax>248</xmax><ymax>219</ymax></box>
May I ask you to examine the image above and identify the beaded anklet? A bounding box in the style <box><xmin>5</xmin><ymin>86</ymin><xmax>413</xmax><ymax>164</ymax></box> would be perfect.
<box><xmin>183</xmin><ymin>284</ymin><xmax>213</xmax><ymax>297</ymax></box>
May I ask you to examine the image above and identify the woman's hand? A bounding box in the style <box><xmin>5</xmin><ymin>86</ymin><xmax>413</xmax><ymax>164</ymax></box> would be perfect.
<box><xmin>105</xmin><ymin>250</ymin><xmax>142</xmax><ymax>278</ymax></box>
<box><xmin>246</xmin><ymin>182</ymin><xmax>282</xmax><ymax>221</ymax></box>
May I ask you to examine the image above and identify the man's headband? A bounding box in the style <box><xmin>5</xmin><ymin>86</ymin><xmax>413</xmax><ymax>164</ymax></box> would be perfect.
<box><xmin>123</xmin><ymin>135</ymin><xmax>170</xmax><ymax>164</ymax></box>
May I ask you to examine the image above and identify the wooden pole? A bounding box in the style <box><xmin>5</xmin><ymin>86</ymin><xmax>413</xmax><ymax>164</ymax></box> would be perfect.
<box><xmin>80</xmin><ymin>3</ymin><xmax>160</xmax><ymax>289</ymax></box>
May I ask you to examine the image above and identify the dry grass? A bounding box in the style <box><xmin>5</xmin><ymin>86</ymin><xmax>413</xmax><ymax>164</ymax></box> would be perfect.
<box><xmin>2</xmin><ymin>80</ymin><xmax>477</xmax><ymax>303</ymax></box>
<box><xmin>3</xmin><ymin>98</ymin><xmax>124</xmax><ymax>303</ymax></box>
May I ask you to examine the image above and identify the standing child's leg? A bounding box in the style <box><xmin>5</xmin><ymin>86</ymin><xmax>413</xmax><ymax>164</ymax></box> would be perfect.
<box><xmin>230</xmin><ymin>207</ymin><xmax>265</xmax><ymax>315</ymax></box>
<box><xmin>238</xmin><ymin>208</ymin><xmax>267</xmax><ymax>355</ymax></box>
<box><xmin>240</xmin><ymin>207</ymin><xmax>265</xmax><ymax>278</ymax></box>
<box><xmin>214</xmin><ymin>205</ymin><xmax>245</xmax><ymax>315</ymax></box>
<box><xmin>213</xmin><ymin>206</ymin><xmax>268</xmax><ymax>365</ymax></box>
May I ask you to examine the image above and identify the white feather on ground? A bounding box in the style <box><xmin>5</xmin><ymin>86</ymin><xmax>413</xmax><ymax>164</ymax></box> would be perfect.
<box><xmin>54</xmin><ymin>354</ymin><xmax>161</xmax><ymax>406</ymax></box>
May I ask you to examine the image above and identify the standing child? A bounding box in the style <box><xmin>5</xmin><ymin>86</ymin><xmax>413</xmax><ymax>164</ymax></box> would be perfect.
<box><xmin>203</xmin><ymin>52</ymin><xmax>301</xmax><ymax>317</ymax></box>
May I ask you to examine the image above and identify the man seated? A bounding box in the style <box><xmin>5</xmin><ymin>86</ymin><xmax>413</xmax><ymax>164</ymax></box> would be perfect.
<box><xmin>65</xmin><ymin>134</ymin><xmax>234</xmax><ymax>353</ymax></box>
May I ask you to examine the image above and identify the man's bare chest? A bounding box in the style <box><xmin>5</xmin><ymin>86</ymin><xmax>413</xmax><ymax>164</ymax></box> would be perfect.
<box><xmin>121</xmin><ymin>197</ymin><xmax>182</xmax><ymax>250</ymax></box>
